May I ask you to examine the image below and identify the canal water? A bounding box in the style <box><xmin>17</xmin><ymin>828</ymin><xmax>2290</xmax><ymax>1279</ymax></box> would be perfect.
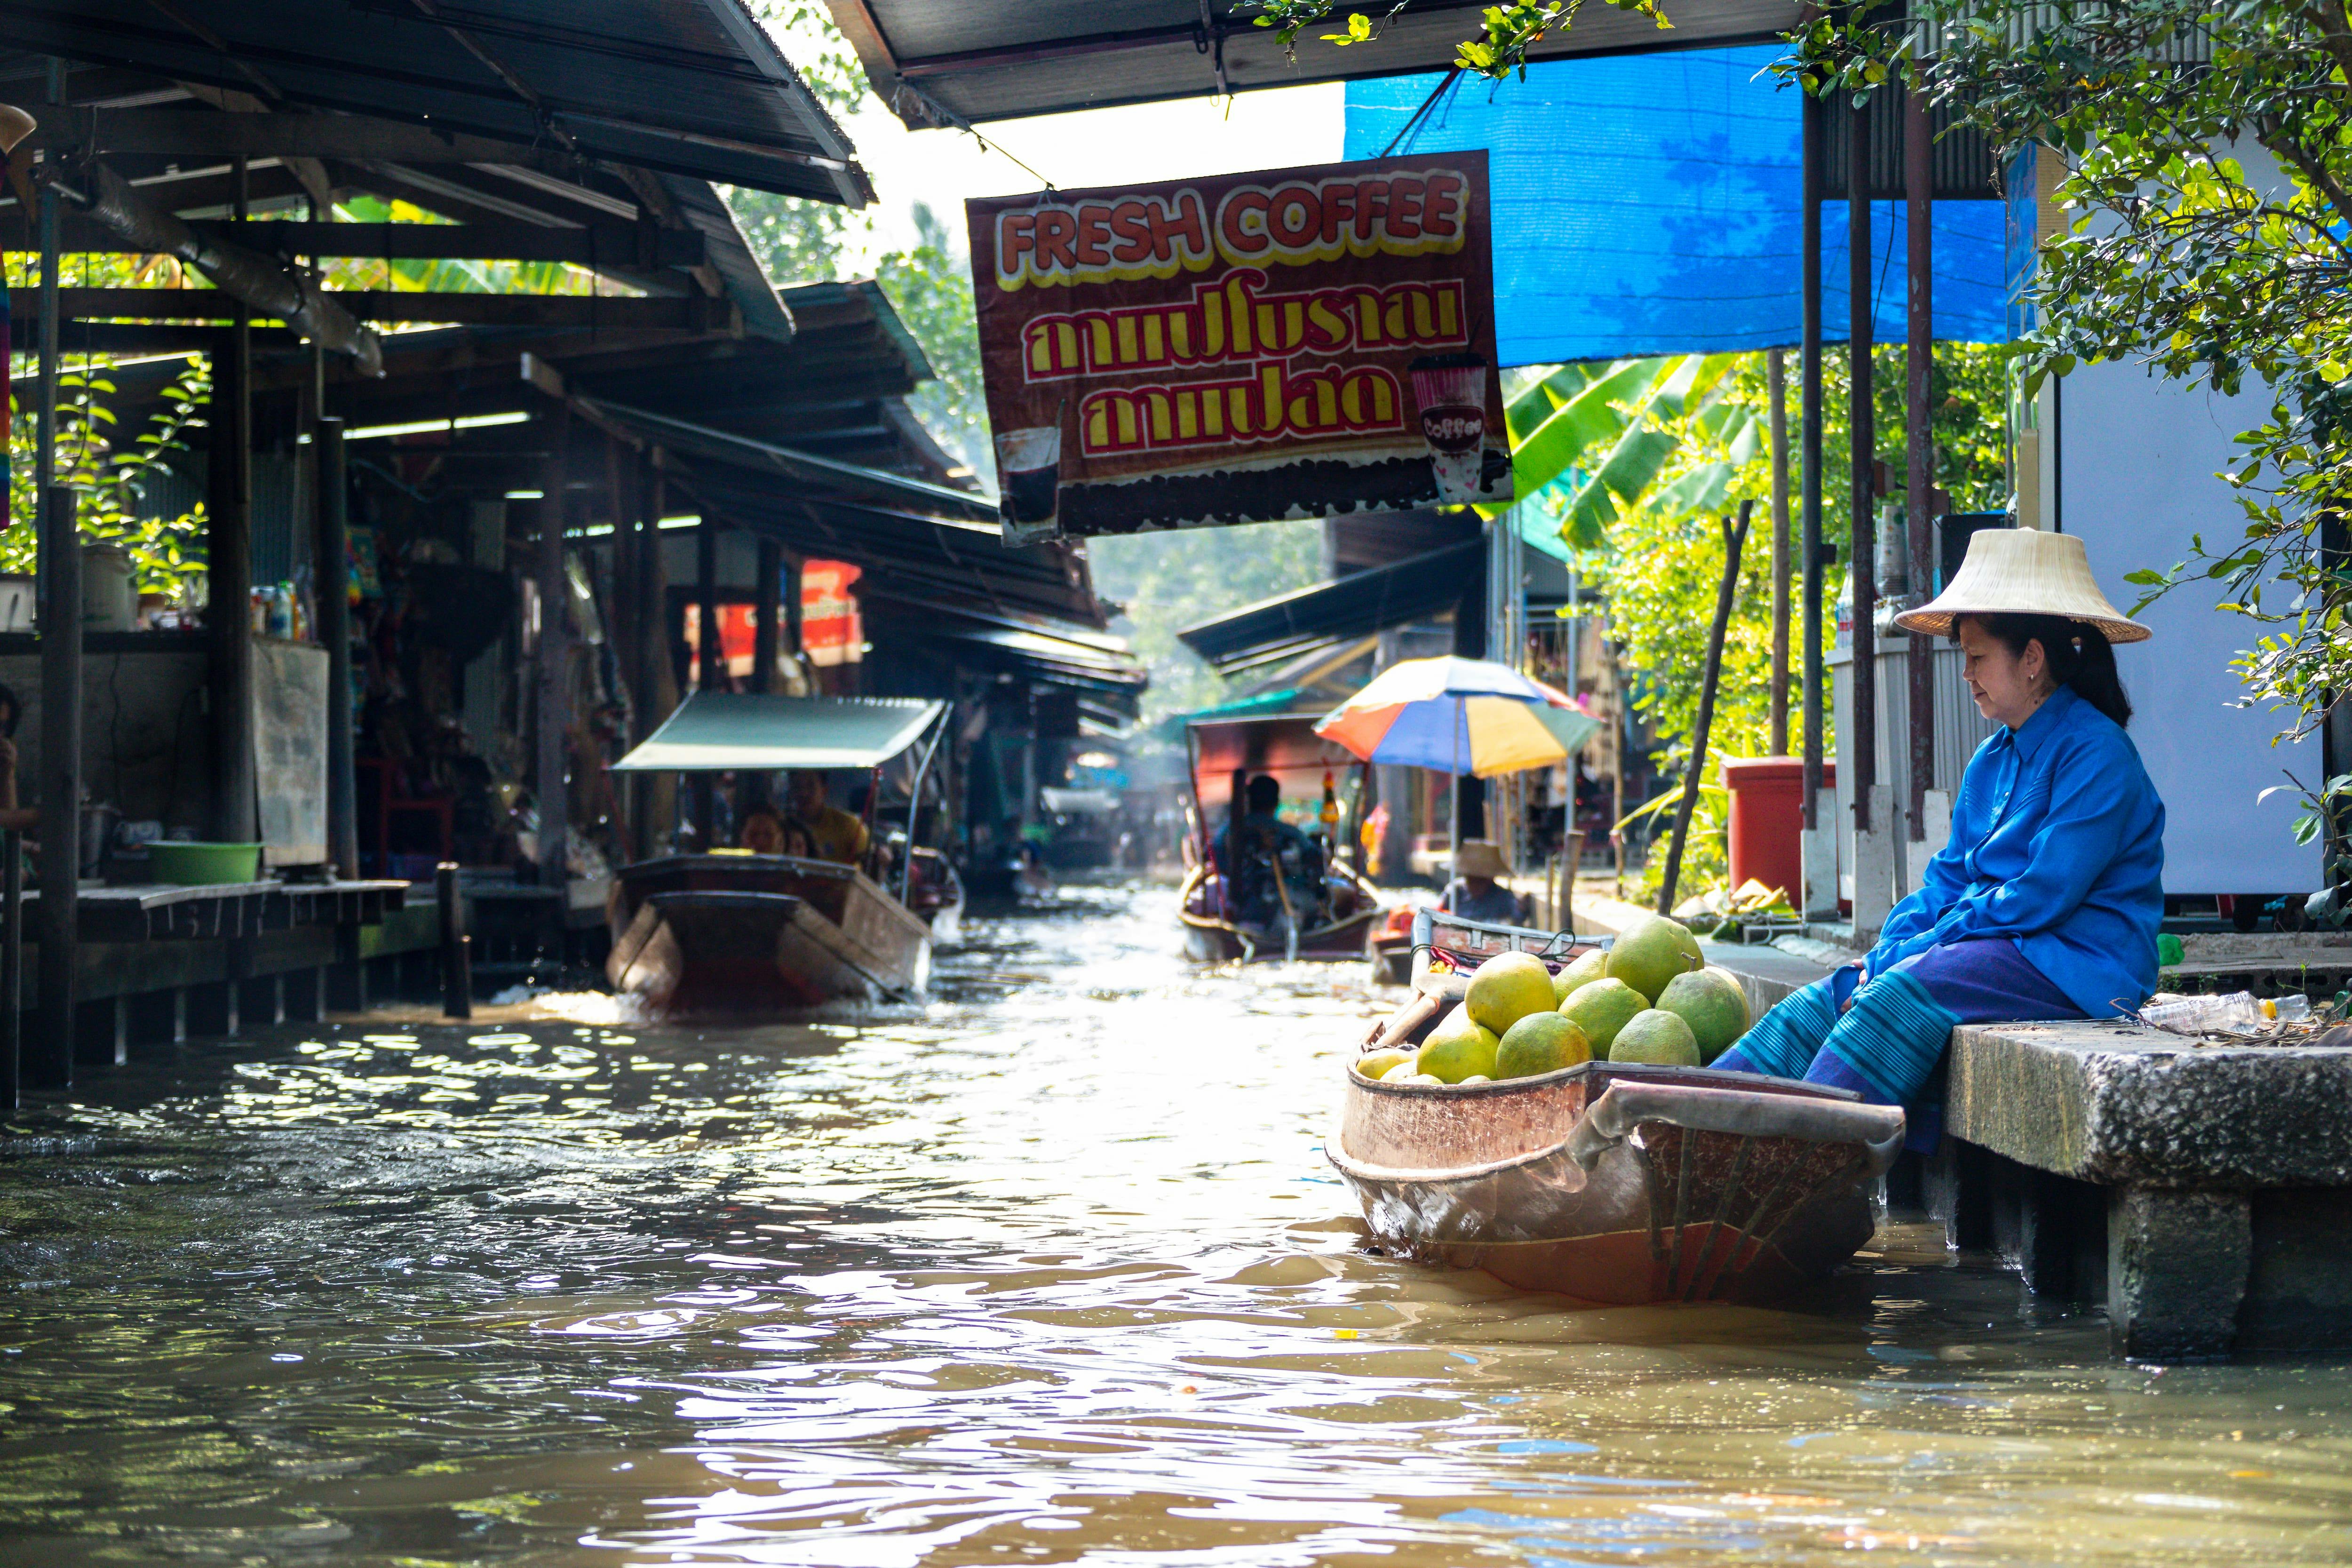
<box><xmin>3</xmin><ymin>881</ymin><xmax>2349</xmax><ymax>1566</ymax></box>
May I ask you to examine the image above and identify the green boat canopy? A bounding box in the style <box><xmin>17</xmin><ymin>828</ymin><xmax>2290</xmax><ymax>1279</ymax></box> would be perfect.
<box><xmin>611</xmin><ymin>694</ymin><xmax>946</xmax><ymax>772</ymax></box>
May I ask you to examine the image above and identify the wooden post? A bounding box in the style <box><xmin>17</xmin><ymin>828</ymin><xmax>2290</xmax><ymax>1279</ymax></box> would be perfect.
<box><xmin>633</xmin><ymin>457</ymin><xmax>663</xmax><ymax>861</ymax></box>
<box><xmin>1905</xmin><ymin>77</ymin><xmax>1936</xmax><ymax>843</ymax></box>
<box><xmin>753</xmin><ymin>536</ymin><xmax>780</xmax><ymax>695</ymax></box>
<box><xmin>436</xmin><ymin>861</ymin><xmax>471</xmax><ymax>1019</ymax></box>
<box><xmin>1800</xmin><ymin>90</ymin><xmax>1827</xmax><ymax>832</ymax></box>
<box><xmin>534</xmin><ymin>402</ymin><xmax>570</xmax><ymax>887</ymax></box>
<box><xmin>316</xmin><ymin>417</ymin><xmax>358</xmax><ymax>879</ymax></box>
<box><xmin>691</xmin><ymin>509</ymin><xmax>719</xmax><ymax>845</ymax></box>
<box><xmin>34</xmin><ymin>486</ymin><xmax>79</xmax><ymax>1085</ymax></box>
<box><xmin>1</xmin><ymin>829</ymin><xmax>20</xmax><ymax>1109</ymax></box>
<box><xmin>1658</xmin><ymin>501</ymin><xmax>1752</xmax><ymax>916</ymax></box>
<box><xmin>1768</xmin><ymin>347</ymin><xmax>1792</xmax><ymax>756</ymax></box>
<box><xmin>211</xmin><ymin>159</ymin><xmax>258</xmax><ymax>845</ymax></box>
<box><xmin>1848</xmin><ymin>90</ymin><xmax>1878</xmax><ymax>835</ymax></box>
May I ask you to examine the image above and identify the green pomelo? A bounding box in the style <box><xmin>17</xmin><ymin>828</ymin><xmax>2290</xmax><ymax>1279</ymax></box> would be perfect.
<box><xmin>1415</xmin><ymin>1006</ymin><xmax>1501</xmax><ymax>1084</ymax></box>
<box><xmin>1671</xmin><ymin>922</ymin><xmax>1706</xmax><ymax>970</ymax></box>
<box><xmin>1465</xmin><ymin>950</ymin><xmax>1558</xmax><ymax>1035</ymax></box>
<box><xmin>1655</xmin><ymin>967</ymin><xmax>1752</xmax><ymax>1062</ymax></box>
<box><xmin>1550</xmin><ymin>948</ymin><xmax>1608</xmax><ymax>1006</ymax></box>
<box><xmin>1356</xmin><ymin>1047</ymin><xmax>1413</xmax><ymax>1082</ymax></box>
<box><xmin>1609</xmin><ymin>1008</ymin><xmax>1701</xmax><ymax>1066</ymax></box>
<box><xmin>1459</xmin><ymin>1074</ymin><xmax>1493</xmax><ymax>1085</ymax></box>
<box><xmin>1560</xmin><ymin>976</ymin><xmax>1648</xmax><ymax>1053</ymax></box>
<box><xmin>1495</xmin><ymin>1011</ymin><xmax>1592</xmax><ymax>1080</ymax></box>
<box><xmin>1606</xmin><ymin>914</ymin><xmax>1700</xmax><ymax>1004</ymax></box>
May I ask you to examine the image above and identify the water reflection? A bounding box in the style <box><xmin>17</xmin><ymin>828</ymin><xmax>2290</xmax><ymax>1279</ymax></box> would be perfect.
<box><xmin>1</xmin><ymin>881</ymin><xmax>2348</xmax><ymax>1566</ymax></box>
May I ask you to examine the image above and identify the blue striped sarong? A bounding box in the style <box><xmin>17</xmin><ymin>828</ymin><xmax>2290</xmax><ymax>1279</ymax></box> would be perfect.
<box><xmin>1713</xmin><ymin>937</ymin><xmax>2082</xmax><ymax>1148</ymax></box>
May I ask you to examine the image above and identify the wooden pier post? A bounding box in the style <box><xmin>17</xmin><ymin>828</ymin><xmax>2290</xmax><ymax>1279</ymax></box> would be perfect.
<box><xmin>1</xmin><ymin>828</ymin><xmax>19</xmax><ymax>1109</ymax></box>
<box><xmin>316</xmin><ymin>416</ymin><xmax>358</xmax><ymax>879</ymax></box>
<box><xmin>33</xmin><ymin>486</ymin><xmax>79</xmax><ymax>1085</ymax></box>
<box><xmin>210</xmin><ymin>162</ymin><xmax>258</xmax><ymax>846</ymax></box>
<box><xmin>1904</xmin><ymin>77</ymin><xmax>1937</xmax><ymax>856</ymax></box>
<box><xmin>437</xmin><ymin>862</ymin><xmax>471</xmax><ymax>1020</ymax></box>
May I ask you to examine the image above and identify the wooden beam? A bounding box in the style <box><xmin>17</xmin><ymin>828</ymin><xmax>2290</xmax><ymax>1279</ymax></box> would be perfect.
<box><xmin>51</xmin><ymin>287</ymin><xmax>736</xmax><ymax>331</ymax></box>
<box><xmin>10</xmin><ymin>216</ymin><xmax>704</xmax><ymax>267</ymax></box>
<box><xmin>211</xmin><ymin>218</ymin><xmax>704</xmax><ymax>266</ymax></box>
<box><xmin>28</xmin><ymin>108</ymin><xmax>586</xmax><ymax>175</ymax></box>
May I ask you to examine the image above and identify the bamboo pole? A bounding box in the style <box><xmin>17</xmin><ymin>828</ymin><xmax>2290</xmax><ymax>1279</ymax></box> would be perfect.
<box><xmin>1657</xmin><ymin>501</ymin><xmax>1753</xmax><ymax>917</ymax></box>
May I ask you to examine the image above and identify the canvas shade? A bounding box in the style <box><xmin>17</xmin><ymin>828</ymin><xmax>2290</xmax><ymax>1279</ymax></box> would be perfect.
<box><xmin>612</xmin><ymin>693</ymin><xmax>944</xmax><ymax>772</ymax></box>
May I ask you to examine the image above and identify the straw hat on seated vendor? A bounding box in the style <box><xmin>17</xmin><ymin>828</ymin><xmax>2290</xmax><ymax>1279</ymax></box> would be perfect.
<box><xmin>1711</xmin><ymin>529</ymin><xmax>2165</xmax><ymax>1130</ymax></box>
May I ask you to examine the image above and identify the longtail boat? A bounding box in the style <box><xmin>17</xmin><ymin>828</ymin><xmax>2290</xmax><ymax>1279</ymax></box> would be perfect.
<box><xmin>604</xmin><ymin>694</ymin><xmax>949</xmax><ymax>1012</ymax></box>
<box><xmin>1176</xmin><ymin>711</ymin><xmax>1390</xmax><ymax>963</ymax></box>
<box><xmin>1327</xmin><ymin>910</ymin><xmax>1905</xmax><ymax>1305</ymax></box>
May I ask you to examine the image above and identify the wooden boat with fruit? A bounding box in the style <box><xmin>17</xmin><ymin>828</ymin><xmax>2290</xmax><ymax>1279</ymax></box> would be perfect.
<box><xmin>604</xmin><ymin>694</ymin><xmax>949</xmax><ymax>1013</ymax></box>
<box><xmin>1176</xmin><ymin>710</ymin><xmax>1391</xmax><ymax>963</ymax></box>
<box><xmin>1327</xmin><ymin>910</ymin><xmax>1906</xmax><ymax>1305</ymax></box>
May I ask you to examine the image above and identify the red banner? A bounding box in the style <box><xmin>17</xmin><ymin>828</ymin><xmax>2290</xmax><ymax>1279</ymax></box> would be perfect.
<box><xmin>967</xmin><ymin>152</ymin><xmax>1510</xmax><ymax>541</ymax></box>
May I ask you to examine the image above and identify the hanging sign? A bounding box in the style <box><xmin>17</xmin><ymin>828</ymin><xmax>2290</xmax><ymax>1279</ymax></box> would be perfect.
<box><xmin>967</xmin><ymin>151</ymin><xmax>1511</xmax><ymax>542</ymax></box>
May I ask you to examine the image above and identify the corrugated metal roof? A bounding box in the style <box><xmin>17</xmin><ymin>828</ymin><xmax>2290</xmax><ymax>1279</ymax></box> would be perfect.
<box><xmin>1177</xmin><ymin>536</ymin><xmax>1482</xmax><ymax>675</ymax></box>
<box><xmin>4</xmin><ymin>0</ymin><xmax>871</xmax><ymax>202</ymax></box>
<box><xmin>828</xmin><ymin>0</ymin><xmax>1801</xmax><ymax>129</ymax></box>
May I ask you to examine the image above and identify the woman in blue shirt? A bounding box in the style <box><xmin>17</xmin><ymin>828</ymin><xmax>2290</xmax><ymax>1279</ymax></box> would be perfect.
<box><xmin>1714</xmin><ymin>530</ymin><xmax>2165</xmax><ymax>1120</ymax></box>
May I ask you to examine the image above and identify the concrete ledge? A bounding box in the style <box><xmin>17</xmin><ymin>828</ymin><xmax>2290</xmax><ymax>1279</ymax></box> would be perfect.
<box><xmin>1947</xmin><ymin>1018</ymin><xmax>2352</xmax><ymax>1187</ymax></box>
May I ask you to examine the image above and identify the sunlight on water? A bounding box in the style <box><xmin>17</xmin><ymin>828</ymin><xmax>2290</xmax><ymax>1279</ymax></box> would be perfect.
<box><xmin>2</xmin><ymin>881</ymin><xmax>2350</xmax><ymax>1566</ymax></box>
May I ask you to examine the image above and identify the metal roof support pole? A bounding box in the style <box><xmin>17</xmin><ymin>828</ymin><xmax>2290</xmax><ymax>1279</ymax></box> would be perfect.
<box><xmin>1847</xmin><ymin>91</ymin><xmax>1877</xmax><ymax>837</ymax></box>
<box><xmin>208</xmin><ymin>158</ymin><xmax>259</xmax><ymax>848</ymax></box>
<box><xmin>691</xmin><ymin>510</ymin><xmax>719</xmax><ymax>848</ymax></box>
<box><xmin>316</xmin><ymin>417</ymin><xmax>358</xmax><ymax>879</ymax></box>
<box><xmin>633</xmin><ymin>457</ymin><xmax>665</xmax><ymax>863</ymax></box>
<box><xmin>535</xmin><ymin>402</ymin><xmax>572</xmax><ymax>893</ymax></box>
<box><xmin>34</xmin><ymin>487</ymin><xmax>79</xmax><ymax>1088</ymax></box>
<box><xmin>753</xmin><ymin>537</ymin><xmax>781</xmax><ymax>696</ymax></box>
<box><xmin>1904</xmin><ymin>76</ymin><xmax>1936</xmax><ymax>846</ymax></box>
<box><xmin>1800</xmin><ymin>91</ymin><xmax>1827</xmax><ymax>838</ymax></box>
<box><xmin>1768</xmin><ymin>348</ymin><xmax>1791</xmax><ymax>756</ymax></box>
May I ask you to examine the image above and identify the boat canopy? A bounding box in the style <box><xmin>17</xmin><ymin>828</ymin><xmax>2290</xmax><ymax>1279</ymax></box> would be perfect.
<box><xmin>1186</xmin><ymin>713</ymin><xmax>1362</xmax><ymax>815</ymax></box>
<box><xmin>612</xmin><ymin>693</ymin><xmax>946</xmax><ymax>772</ymax></box>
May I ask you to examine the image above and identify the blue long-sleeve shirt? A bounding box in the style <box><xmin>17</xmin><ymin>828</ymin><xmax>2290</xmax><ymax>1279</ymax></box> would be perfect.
<box><xmin>1865</xmin><ymin>684</ymin><xmax>2165</xmax><ymax>1018</ymax></box>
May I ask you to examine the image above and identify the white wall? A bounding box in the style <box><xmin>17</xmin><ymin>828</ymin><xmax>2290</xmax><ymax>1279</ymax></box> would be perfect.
<box><xmin>2058</xmin><ymin>361</ymin><xmax>2319</xmax><ymax>895</ymax></box>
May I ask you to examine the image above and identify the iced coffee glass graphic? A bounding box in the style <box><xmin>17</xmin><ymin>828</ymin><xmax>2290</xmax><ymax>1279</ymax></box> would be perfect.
<box><xmin>1409</xmin><ymin>354</ymin><xmax>1490</xmax><ymax>504</ymax></box>
<box><xmin>994</xmin><ymin>425</ymin><xmax>1062</xmax><ymax>533</ymax></box>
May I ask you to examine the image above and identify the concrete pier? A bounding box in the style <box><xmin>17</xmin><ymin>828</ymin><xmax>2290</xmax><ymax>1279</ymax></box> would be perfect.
<box><xmin>1573</xmin><ymin>890</ymin><xmax>2352</xmax><ymax>1359</ymax></box>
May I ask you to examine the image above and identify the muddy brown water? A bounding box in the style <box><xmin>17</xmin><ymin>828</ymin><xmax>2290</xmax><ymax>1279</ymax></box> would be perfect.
<box><xmin>2</xmin><ymin>882</ymin><xmax>2349</xmax><ymax>1566</ymax></box>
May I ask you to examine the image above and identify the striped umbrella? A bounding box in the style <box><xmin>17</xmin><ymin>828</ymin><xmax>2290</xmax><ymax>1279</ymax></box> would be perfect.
<box><xmin>1313</xmin><ymin>655</ymin><xmax>1600</xmax><ymax>780</ymax></box>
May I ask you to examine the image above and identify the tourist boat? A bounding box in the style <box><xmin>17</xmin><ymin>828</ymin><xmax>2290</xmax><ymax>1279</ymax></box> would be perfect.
<box><xmin>604</xmin><ymin>693</ymin><xmax>949</xmax><ymax>1012</ymax></box>
<box><xmin>1177</xmin><ymin>710</ymin><xmax>1390</xmax><ymax>962</ymax></box>
<box><xmin>1326</xmin><ymin>910</ymin><xmax>1906</xmax><ymax>1305</ymax></box>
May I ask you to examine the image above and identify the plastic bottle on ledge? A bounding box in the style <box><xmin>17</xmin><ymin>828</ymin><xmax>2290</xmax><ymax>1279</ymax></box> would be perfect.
<box><xmin>2140</xmin><ymin>991</ymin><xmax>2262</xmax><ymax>1035</ymax></box>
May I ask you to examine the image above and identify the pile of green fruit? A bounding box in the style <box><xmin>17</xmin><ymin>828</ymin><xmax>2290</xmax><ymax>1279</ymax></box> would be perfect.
<box><xmin>1355</xmin><ymin>913</ymin><xmax>1754</xmax><ymax>1086</ymax></box>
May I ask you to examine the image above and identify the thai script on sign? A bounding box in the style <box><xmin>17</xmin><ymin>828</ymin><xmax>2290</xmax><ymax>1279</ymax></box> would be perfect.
<box><xmin>993</xmin><ymin>169</ymin><xmax>1470</xmax><ymax>291</ymax></box>
<box><xmin>1020</xmin><ymin>268</ymin><xmax>1468</xmax><ymax>384</ymax></box>
<box><xmin>1078</xmin><ymin>361</ymin><xmax>1404</xmax><ymax>459</ymax></box>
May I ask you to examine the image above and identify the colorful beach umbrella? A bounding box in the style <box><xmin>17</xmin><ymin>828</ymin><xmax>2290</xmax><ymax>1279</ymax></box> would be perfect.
<box><xmin>1313</xmin><ymin>655</ymin><xmax>1601</xmax><ymax>779</ymax></box>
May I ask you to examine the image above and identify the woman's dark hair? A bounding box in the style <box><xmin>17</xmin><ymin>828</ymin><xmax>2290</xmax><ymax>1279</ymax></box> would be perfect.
<box><xmin>1958</xmin><ymin>613</ymin><xmax>2132</xmax><ymax>729</ymax></box>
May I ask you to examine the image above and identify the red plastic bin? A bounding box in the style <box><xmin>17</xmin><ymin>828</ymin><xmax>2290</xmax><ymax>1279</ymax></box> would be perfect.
<box><xmin>1720</xmin><ymin>756</ymin><xmax>1835</xmax><ymax>910</ymax></box>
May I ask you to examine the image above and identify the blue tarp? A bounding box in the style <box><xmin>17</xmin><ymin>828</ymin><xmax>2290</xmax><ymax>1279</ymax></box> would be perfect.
<box><xmin>1343</xmin><ymin>49</ymin><xmax>2011</xmax><ymax>366</ymax></box>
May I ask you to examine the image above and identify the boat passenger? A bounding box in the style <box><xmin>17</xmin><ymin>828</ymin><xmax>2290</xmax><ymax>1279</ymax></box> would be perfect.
<box><xmin>1712</xmin><ymin>530</ymin><xmax>2165</xmax><ymax>1140</ymax></box>
<box><xmin>787</xmin><ymin>770</ymin><xmax>871</xmax><ymax>865</ymax></box>
<box><xmin>1440</xmin><ymin>839</ymin><xmax>1529</xmax><ymax>925</ymax></box>
<box><xmin>739</xmin><ymin>807</ymin><xmax>787</xmax><ymax>856</ymax></box>
<box><xmin>1213</xmin><ymin>774</ymin><xmax>1323</xmax><ymax>924</ymax></box>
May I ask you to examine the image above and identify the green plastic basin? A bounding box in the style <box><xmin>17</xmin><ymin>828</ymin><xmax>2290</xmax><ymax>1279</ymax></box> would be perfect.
<box><xmin>147</xmin><ymin>841</ymin><xmax>263</xmax><ymax>886</ymax></box>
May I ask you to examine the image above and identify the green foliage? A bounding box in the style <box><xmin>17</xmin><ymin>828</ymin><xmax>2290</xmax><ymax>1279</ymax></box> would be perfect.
<box><xmin>1247</xmin><ymin>0</ymin><xmax>1664</xmax><ymax>76</ymax></box>
<box><xmin>4</xmin><ymin>358</ymin><xmax>212</xmax><ymax>594</ymax></box>
<box><xmin>1088</xmin><ymin>522</ymin><xmax>1327</xmax><ymax>730</ymax></box>
<box><xmin>731</xmin><ymin>3</ymin><xmax>992</xmax><ymax>478</ymax></box>
<box><xmin>873</xmin><ymin>204</ymin><xmax>988</xmax><ymax>476</ymax></box>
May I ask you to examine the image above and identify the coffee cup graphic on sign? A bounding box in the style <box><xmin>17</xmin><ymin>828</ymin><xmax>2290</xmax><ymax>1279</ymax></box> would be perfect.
<box><xmin>994</xmin><ymin>425</ymin><xmax>1062</xmax><ymax>535</ymax></box>
<box><xmin>1409</xmin><ymin>354</ymin><xmax>1492</xmax><ymax>504</ymax></box>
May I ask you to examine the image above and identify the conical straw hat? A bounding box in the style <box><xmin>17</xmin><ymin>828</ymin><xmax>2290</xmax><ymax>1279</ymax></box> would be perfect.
<box><xmin>1892</xmin><ymin>528</ymin><xmax>2149</xmax><ymax>644</ymax></box>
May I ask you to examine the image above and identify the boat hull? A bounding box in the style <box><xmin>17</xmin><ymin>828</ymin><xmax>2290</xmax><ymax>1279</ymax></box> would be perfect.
<box><xmin>1177</xmin><ymin>864</ymin><xmax>1386</xmax><ymax>963</ymax></box>
<box><xmin>1335</xmin><ymin>981</ymin><xmax>1905</xmax><ymax>1305</ymax></box>
<box><xmin>606</xmin><ymin>855</ymin><xmax>930</xmax><ymax>1013</ymax></box>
